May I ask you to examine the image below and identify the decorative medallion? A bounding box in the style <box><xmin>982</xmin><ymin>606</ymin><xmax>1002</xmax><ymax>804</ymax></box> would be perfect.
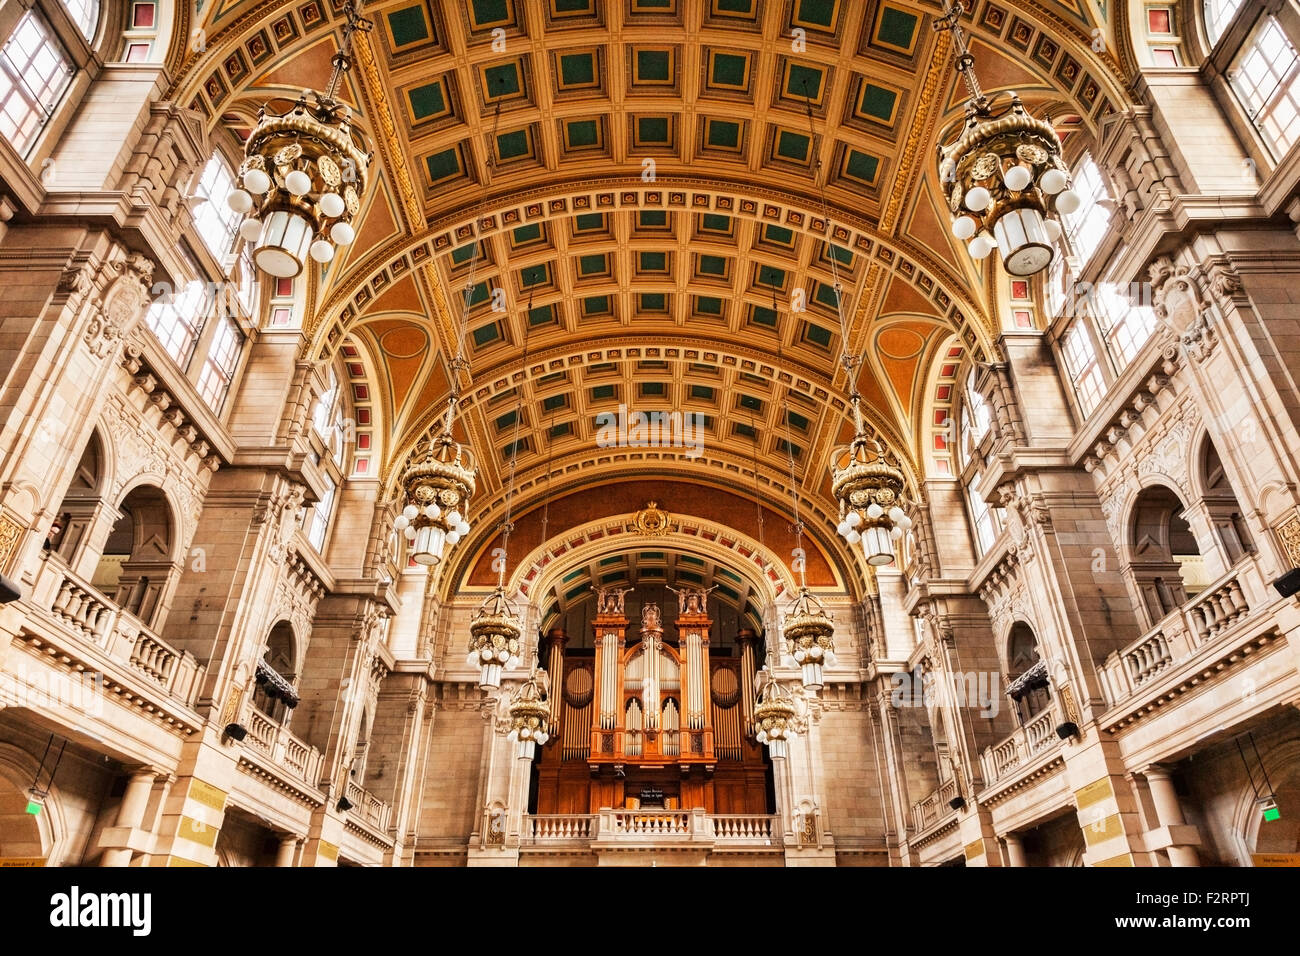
<box><xmin>631</xmin><ymin>500</ymin><xmax>672</xmax><ymax>537</ymax></box>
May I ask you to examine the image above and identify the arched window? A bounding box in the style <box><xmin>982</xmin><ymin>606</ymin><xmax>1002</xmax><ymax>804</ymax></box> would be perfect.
<box><xmin>306</xmin><ymin>476</ymin><xmax>336</xmax><ymax>553</ymax></box>
<box><xmin>1229</xmin><ymin>15</ymin><xmax>1300</xmax><ymax>159</ymax></box>
<box><xmin>191</xmin><ymin>153</ymin><xmax>242</xmax><ymax>259</ymax></box>
<box><xmin>1005</xmin><ymin>622</ymin><xmax>1051</xmax><ymax>725</ymax></box>
<box><xmin>1061</xmin><ymin>154</ymin><xmax>1112</xmax><ymax>266</ymax></box>
<box><xmin>1204</xmin><ymin>0</ymin><xmax>1243</xmax><ymax>48</ymax></box>
<box><xmin>967</xmin><ymin>479</ymin><xmax>1001</xmax><ymax>555</ymax></box>
<box><xmin>195</xmin><ymin>314</ymin><xmax>243</xmax><ymax>412</ymax></box>
<box><xmin>1060</xmin><ymin>320</ymin><xmax>1105</xmax><ymax>416</ymax></box>
<box><xmin>252</xmin><ymin>622</ymin><xmax>298</xmax><ymax>725</ymax></box>
<box><xmin>1128</xmin><ymin>485</ymin><xmax>1206</xmax><ymax>626</ymax></box>
<box><xmin>60</xmin><ymin>0</ymin><xmax>100</xmax><ymax>41</ymax></box>
<box><xmin>1200</xmin><ymin>437</ymin><xmax>1255</xmax><ymax>564</ymax></box>
<box><xmin>959</xmin><ymin>370</ymin><xmax>991</xmax><ymax>465</ymax></box>
<box><xmin>0</xmin><ymin>10</ymin><xmax>74</xmax><ymax>156</ymax></box>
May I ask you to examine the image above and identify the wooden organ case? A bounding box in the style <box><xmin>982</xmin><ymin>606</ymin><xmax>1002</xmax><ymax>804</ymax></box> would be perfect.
<box><xmin>534</xmin><ymin>586</ymin><xmax>771</xmax><ymax>814</ymax></box>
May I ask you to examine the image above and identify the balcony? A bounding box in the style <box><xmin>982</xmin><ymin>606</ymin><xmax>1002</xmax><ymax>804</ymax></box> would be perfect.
<box><xmin>241</xmin><ymin>706</ymin><xmax>323</xmax><ymax>787</ymax></box>
<box><xmin>20</xmin><ymin>553</ymin><xmax>205</xmax><ymax>712</ymax></box>
<box><xmin>1099</xmin><ymin>556</ymin><xmax>1266</xmax><ymax>708</ymax></box>
<box><xmin>911</xmin><ymin>777</ymin><xmax>960</xmax><ymax>834</ymax></box>
<box><xmin>520</xmin><ymin>810</ymin><xmax>781</xmax><ymax>861</ymax></box>
<box><xmin>345</xmin><ymin>780</ymin><xmax>393</xmax><ymax>833</ymax></box>
<box><xmin>978</xmin><ymin>698</ymin><xmax>1064</xmax><ymax>786</ymax></box>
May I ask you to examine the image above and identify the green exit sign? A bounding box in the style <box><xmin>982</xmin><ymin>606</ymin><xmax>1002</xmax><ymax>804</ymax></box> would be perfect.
<box><xmin>24</xmin><ymin>800</ymin><xmax>41</xmax><ymax>816</ymax></box>
<box><xmin>1263</xmin><ymin>806</ymin><xmax>1281</xmax><ymax>822</ymax></box>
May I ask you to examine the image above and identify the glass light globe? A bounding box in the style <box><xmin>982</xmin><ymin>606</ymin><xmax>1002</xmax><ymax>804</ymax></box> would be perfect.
<box><xmin>846</xmin><ymin>529</ymin><xmax>861</xmax><ymax>544</ymax></box>
<box><xmin>520</xmin><ymin>727</ymin><xmax>532</xmax><ymax>740</ymax></box>
<box><xmin>227</xmin><ymin>189</ymin><xmax>253</xmax><ymax>214</ymax></box>
<box><xmin>456</xmin><ymin>520</ymin><xmax>470</xmax><ymax>535</ymax></box>
<box><xmin>1003</xmin><ymin>164</ymin><xmax>1033</xmax><ymax>191</ymax></box>
<box><xmin>889</xmin><ymin>506</ymin><xmax>905</xmax><ymax>523</ymax></box>
<box><xmin>866</xmin><ymin>503</ymin><xmax>884</xmax><ymax>520</ymax></box>
<box><xmin>331</xmin><ymin>222</ymin><xmax>356</xmax><ymax>245</ymax></box>
<box><xmin>898</xmin><ymin>514</ymin><xmax>913</xmax><ymax>531</ymax></box>
<box><xmin>506</xmin><ymin>729</ymin><xmax>518</xmax><ymax>742</ymax></box>
<box><xmin>846</xmin><ymin>511</ymin><xmax>862</xmax><ymax>528</ymax></box>
<box><xmin>890</xmin><ymin>526</ymin><xmax>904</xmax><ymax>540</ymax></box>
<box><xmin>794</xmin><ymin>649</ymin><xmax>806</xmax><ymax>663</ymax></box>
<box><xmin>319</xmin><ymin>193</ymin><xmax>346</xmax><ymax>218</ymax></box>
<box><xmin>285</xmin><ymin>169</ymin><xmax>312</xmax><ymax>196</ymax></box>
<box><xmin>403</xmin><ymin>526</ymin><xmax>417</xmax><ymax>541</ymax></box>
<box><xmin>309</xmin><ymin>239</ymin><xmax>335</xmax><ymax>263</ymax></box>
<box><xmin>423</xmin><ymin>504</ymin><xmax>439</xmax><ymax>519</ymax></box>
<box><xmin>446</xmin><ymin>530</ymin><xmax>461</xmax><ymax>545</ymax></box>
<box><xmin>1055</xmin><ymin>189</ymin><xmax>1082</xmax><ymax>215</ymax></box>
<box><xmin>394</xmin><ymin>515</ymin><xmax>409</xmax><ymax>531</ymax></box>
<box><xmin>1043</xmin><ymin>219</ymin><xmax>1063</xmax><ymax>241</ymax></box>
<box><xmin>480</xmin><ymin>647</ymin><xmax>493</xmax><ymax>662</ymax></box>
<box><xmin>809</xmin><ymin>645</ymin><xmax>823</xmax><ymax>661</ymax></box>
<box><xmin>952</xmin><ymin>216</ymin><xmax>977</xmax><ymax>240</ymax></box>
<box><xmin>969</xmin><ymin>235</ymin><xmax>994</xmax><ymax>259</ymax></box>
<box><xmin>446</xmin><ymin>510</ymin><xmax>462</xmax><ymax>527</ymax></box>
<box><xmin>403</xmin><ymin>504</ymin><xmax>419</xmax><ymax>521</ymax></box>
<box><xmin>756</xmin><ymin>731</ymin><xmax>768</xmax><ymax>744</ymax></box>
<box><xmin>239</xmin><ymin>218</ymin><xmax>263</xmax><ymax>242</ymax></box>
<box><xmin>965</xmin><ymin>186</ymin><xmax>991</xmax><ymax>212</ymax></box>
<box><xmin>1040</xmin><ymin>168</ymin><xmax>1068</xmax><ymax>195</ymax></box>
<box><xmin>243</xmin><ymin>168</ymin><xmax>271</xmax><ymax>194</ymax></box>
<box><xmin>837</xmin><ymin>520</ymin><xmax>850</xmax><ymax>537</ymax></box>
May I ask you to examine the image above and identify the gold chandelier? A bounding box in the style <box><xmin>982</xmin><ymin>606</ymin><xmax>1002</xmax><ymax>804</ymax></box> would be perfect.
<box><xmin>227</xmin><ymin>2</ymin><xmax>371</xmax><ymax>277</ymax></box>
<box><xmin>467</xmin><ymin>587</ymin><xmax>523</xmax><ymax>691</ymax></box>
<box><xmin>832</xmin><ymin>392</ymin><xmax>912</xmax><ymax>567</ymax></box>
<box><xmin>935</xmin><ymin>1</ymin><xmax>1081</xmax><ymax>277</ymax></box>
<box><xmin>783</xmin><ymin>588</ymin><xmax>836</xmax><ymax>692</ymax></box>
<box><xmin>754</xmin><ymin>673</ymin><xmax>799</xmax><ymax>759</ymax></box>
<box><xmin>504</xmin><ymin>666</ymin><xmax>551</xmax><ymax>759</ymax></box>
<box><xmin>394</xmin><ymin>401</ymin><xmax>475</xmax><ymax>568</ymax></box>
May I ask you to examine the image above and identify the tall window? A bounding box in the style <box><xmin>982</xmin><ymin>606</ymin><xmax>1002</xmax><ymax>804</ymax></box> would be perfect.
<box><xmin>307</xmin><ymin>476</ymin><xmax>335</xmax><ymax>552</ymax></box>
<box><xmin>1204</xmin><ymin>0</ymin><xmax>1242</xmax><ymax>47</ymax></box>
<box><xmin>196</xmin><ymin>315</ymin><xmax>242</xmax><ymax>411</ymax></box>
<box><xmin>968</xmin><ymin>478</ymin><xmax>1001</xmax><ymax>555</ymax></box>
<box><xmin>1061</xmin><ymin>154</ymin><xmax>1111</xmax><ymax>266</ymax></box>
<box><xmin>60</xmin><ymin>0</ymin><xmax>101</xmax><ymax>40</ymax></box>
<box><xmin>0</xmin><ymin>12</ymin><xmax>73</xmax><ymax>156</ymax></box>
<box><xmin>959</xmin><ymin>370</ymin><xmax>991</xmax><ymax>465</ymax></box>
<box><xmin>313</xmin><ymin>368</ymin><xmax>347</xmax><ymax>466</ymax></box>
<box><xmin>192</xmin><ymin>154</ymin><xmax>241</xmax><ymax>259</ymax></box>
<box><xmin>145</xmin><ymin>278</ymin><xmax>208</xmax><ymax>367</ymax></box>
<box><xmin>1230</xmin><ymin>17</ymin><xmax>1300</xmax><ymax>159</ymax></box>
<box><xmin>1061</xmin><ymin>321</ymin><xmax>1105</xmax><ymax>416</ymax></box>
<box><xmin>1094</xmin><ymin>282</ymin><xmax>1158</xmax><ymax>368</ymax></box>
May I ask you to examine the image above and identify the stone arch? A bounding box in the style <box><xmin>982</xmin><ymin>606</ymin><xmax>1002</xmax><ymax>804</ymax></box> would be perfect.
<box><xmin>1125</xmin><ymin>481</ymin><xmax>1204</xmax><ymax>626</ymax></box>
<box><xmin>251</xmin><ymin>620</ymin><xmax>299</xmax><ymax>726</ymax></box>
<box><xmin>1229</xmin><ymin>736</ymin><xmax>1300</xmax><ymax>864</ymax></box>
<box><xmin>94</xmin><ymin>482</ymin><xmax>178</xmax><ymax>626</ymax></box>
<box><xmin>49</xmin><ymin>428</ymin><xmax>109</xmax><ymax>562</ymax></box>
<box><xmin>1003</xmin><ymin>619</ymin><xmax>1052</xmax><ymax>724</ymax></box>
<box><xmin>0</xmin><ymin>741</ymin><xmax>65</xmax><ymax>864</ymax></box>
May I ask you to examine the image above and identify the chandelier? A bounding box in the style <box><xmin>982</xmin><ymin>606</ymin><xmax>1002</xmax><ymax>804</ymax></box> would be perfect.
<box><xmin>935</xmin><ymin>1</ymin><xmax>1081</xmax><ymax>277</ymax></box>
<box><xmin>504</xmin><ymin>666</ymin><xmax>551</xmax><ymax>759</ymax></box>
<box><xmin>754</xmin><ymin>672</ymin><xmax>799</xmax><ymax>759</ymax></box>
<box><xmin>227</xmin><ymin>2</ymin><xmax>372</xmax><ymax>277</ymax></box>
<box><xmin>467</xmin><ymin>587</ymin><xmax>522</xmax><ymax>690</ymax></box>
<box><xmin>783</xmin><ymin>588</ymin><xmax>836</xmax><ymax>692</ymax></box>
<box><xmin>832</xmin><ymin>391</ymin><xmax>913</xmax><ymax>567</ymax></box>
<box><xmin>393</xmin><ymin>400</ymin><xmax>475</xmax><ymax>567</ymax></box>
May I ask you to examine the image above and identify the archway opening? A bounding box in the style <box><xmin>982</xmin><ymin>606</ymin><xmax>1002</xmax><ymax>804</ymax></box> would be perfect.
<box><xmin>1006</xmin><ymin>622</ymin><xmax>1051</xmax><ymax>725</ymax></box>
<box><xmin>1128</xmin><ymin>485</ymin><xmax>1204</xmax><ymax>625</ymax></box>
<box><xmin>93</xmin><ymin>484</ymin><xmax>173</xmax><ymax>626</ymax></box>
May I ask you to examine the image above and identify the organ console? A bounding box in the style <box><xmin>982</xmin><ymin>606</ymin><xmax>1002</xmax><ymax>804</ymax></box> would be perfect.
<box><xmin>534</xmin><ymin>585</ymin><xmax>773</xmax><ymax>814</ymax></box>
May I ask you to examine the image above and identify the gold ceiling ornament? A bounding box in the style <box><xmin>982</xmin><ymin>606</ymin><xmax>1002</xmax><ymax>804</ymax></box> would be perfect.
<box><xmin>753</xmin><ymin>669</ymin><xmax>800</xmax><ymax>760</ymax></box>
<box><xmin>504</xmin><ymin>665</ymin><xmax>551</xmax><ymax>759</ymax></box>
<box><xmin>631</xmin><ymin>501</ymin><xmax>672</xmax><ymax>537</ymax></box>
<box><xmin>935</xmin><ymin>0</ymin><xmax>1082</xmax><ymax>277</ymax></box>
<box><xmin>782</xmin><ymin>588</ymin><xmax>836</xmax><ymax>693</ymax></box>
<box><xmin>228</xmin><ymin>0</ymin><xmax>372</xmax><ymax>278</ymax></box>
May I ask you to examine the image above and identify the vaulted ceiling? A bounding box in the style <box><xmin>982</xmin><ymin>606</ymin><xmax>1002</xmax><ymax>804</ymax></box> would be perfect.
<box><xmin>168</xmin><ymin>0</ymin><xmax>1127</xmax><ymax>591</ymax></box>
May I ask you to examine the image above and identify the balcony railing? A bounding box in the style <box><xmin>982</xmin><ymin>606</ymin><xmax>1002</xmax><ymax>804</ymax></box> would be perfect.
<box><xmin>242</xmin><ymin>706</ymin><xmax>323</xmax><ymax>786</ymax></box>
<box><xmin>345</xmin><ymin>780</ymin><xmax>393</xmax><ymax>832</ymax></box>
<box><xmin>1100</xmin><ymin>556</ymin><xmax>1264</xmax><ymax>707</ymax></box>
<box><xmin>979</xmin><ymin>699</ymin><xmax>1063</xmax><ymax>786</ymax></box>
<box><xmin>520</xmin><ymin>811</ymin><xmax>779</xmax><ymax>847</ymax></box>
<box><xmin>911</xmin><ymin>777</ymin><xmax>959</xmax><ymax>833</ymax></box>
<box><xmin>29</xmin><ymin>554</ymin><xmax>204</xmax><ymax>707</ymax></box>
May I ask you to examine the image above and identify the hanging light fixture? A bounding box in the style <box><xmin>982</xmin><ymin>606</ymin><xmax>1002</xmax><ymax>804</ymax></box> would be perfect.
<box><xmin>393</xmin><ymin>407</ymin><xmax>475</xmax><ymax>567</ymax></box>
<box><xmin>504</xmin><ymin>665</ymin><xmax>551</xmax><ymax>759</ymax></box>
<box><xmin>935</xmin><ymin>0</ymin><xmax>1080</xmax><ymax>276</ymax></box>
<box><xmin>831</xmin><ymin>391</ymin><xmax>912</xmax><ymax>567</ymax></box>
<box><xmin>783</xmin><ymin>588</ymin><xmax>836</xmax><ymax>692</ymax></box>
<box><xmin>228</xmin><ymin>1</ymin><xmax>372</xmax><ymax>277</ymax></box>
<box><xmin>753</xmin><ymin>672</ymin><xmax>799</xmax><ymax>759</ymax></box>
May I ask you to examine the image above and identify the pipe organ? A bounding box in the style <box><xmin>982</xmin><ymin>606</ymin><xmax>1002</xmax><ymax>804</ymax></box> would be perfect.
<box><xmin>534</xmin><ymin>586</ymin><xmax>772</xmax><ymax>814</ymax></box>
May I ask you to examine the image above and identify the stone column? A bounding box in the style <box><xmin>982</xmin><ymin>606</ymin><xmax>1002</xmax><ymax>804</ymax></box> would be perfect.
<box><xmin>1002</xmin><ymin>832</ymin><xmax>1027</xmax><ymax>867</ymax></box>
<box><xmin>274</xmin><ymin>836</ymin><xmax>300</xmax><ymax>867</ymax></box>
<box><xmin>1143</xmin><ymin>765</ymin><xmax>1202</xmax><ymax>867</ymax></box>
<box><xmin>99</xmin><ymin>770</ymin><xmax>157</xmax><ymax>867</ymax></box>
